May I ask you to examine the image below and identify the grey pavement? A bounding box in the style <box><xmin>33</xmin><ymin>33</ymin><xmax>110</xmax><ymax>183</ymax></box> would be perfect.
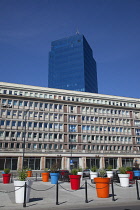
<box><xmin>0</xmin><ymin>177</ymin><xmax>140</xmax><ymax>210</ymax></box>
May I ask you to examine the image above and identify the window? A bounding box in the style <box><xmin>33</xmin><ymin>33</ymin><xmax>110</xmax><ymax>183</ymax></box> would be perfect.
<box><xmin>6</xmin><ymin>121</ymin><xmax>10</xmax><ymax>126</ymax></box>
<box><xmin>13</xmin><ymin>100</ymin><xmax>18</xmax><ymax>106</ymax></box>
<box><xmin>12</xmin><ymin>121</ymin><xmax>16</xmax><ymax>126</ymax></box>
<box><xmin>69</xmin><ymin>125</ymin><xmax>76</xmax><ymax>132</ymax></box>
<box><xmin>19</xmin><ymin>101</ymin><xmax>23</xmax><ymax>106</ymax></box>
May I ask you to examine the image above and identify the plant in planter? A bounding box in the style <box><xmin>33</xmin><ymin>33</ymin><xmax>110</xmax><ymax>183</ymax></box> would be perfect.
<box><xmin>106</xmin><ymin>165</ymin><xmax>113</xmax><ymax>178</ymax></box>
<box><xmin>42</xmin><ymin>168</ymin><xmax>50</xmax><ymax>182</ymax></box>
<box><xmin>14</xmin><ymin>169</ymin><xmax>33</xmax><ymax>204</ymax></box>
<box><xmin>118</xmin><ymin>167</ymin><xmax>130</xmax><ymax>187</ymax></box>
<box><xmin>94</xmin><ymin>169</ymin><xmax>110</xmax><ymax>198</ymax></box>
<box><xmin>126</xmin><ymin>167</ymin><xmax>133</xmax><ymax>180</ymax></box>
<box><xmin>50</xmin><ymin>163</ymin><xmax>60</xmax><ymax>184</ymax></box>
<box><xmin>90</xmin><ymin>166</ymin><xmax>98</xmax><ymax>181</ymax></box>
<box><xmin>77</xmin><ymin>167</ymin><xmax>83</xmax><ymax>179</ymax></box>
<box><xmin>2</xmin><ymin>168</ymin><xmax>11</xmax><ymax>184</ymax></box>
<box><xmin>26</xmin><ymin>167</ymin><xmax>32</xmax><ymax>177</ymax></box>
<box><xmin>69</xmin><ymin>168</ymin><xmax>81</xmax><ymax>190</ymax></box>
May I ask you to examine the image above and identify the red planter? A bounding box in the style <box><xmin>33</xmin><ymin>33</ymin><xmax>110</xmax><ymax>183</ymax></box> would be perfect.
<box><xmin>126</xmin><ymin>171</ymin><xmax>133</xmax><ymax>180</ymax></box>
<box><xmin>2</xmin><ymin>174</ymin><xmax>11</xmax><ymax>184</ymax></box>
<box><xmin>69</xmin><ymin>175</ymin><xmax>81</xmax><ymax>190</ymax></box>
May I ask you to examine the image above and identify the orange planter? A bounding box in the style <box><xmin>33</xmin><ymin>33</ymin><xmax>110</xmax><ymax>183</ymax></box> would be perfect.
<box><xmin>42</xmin><ymin>172</ymin><xmax>49</xmax><ymax>182</ymax></box>
<box><xmin>94</xmin><ymin>177</ymin><xmax>110</xmax><ymax>198</ymax></box>
<box><xmin>27</xmin><ymin>171</ymin><xmax>32</xmax><ymax>177</ymax></box>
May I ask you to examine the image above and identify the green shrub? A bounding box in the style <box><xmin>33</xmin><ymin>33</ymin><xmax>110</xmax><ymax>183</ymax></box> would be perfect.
<box><xmin>99</xmin><ymin>169</ymin><xmax>106</xmax><ymax>177</ymax></box>
<box><xmin>4</xmin><ymin>168</ymin><xmax>10</xmax><ymax>174</ymax></box>
<box><xmin>44</xmin><ymin>168</ymin><xmax>49</xmax><ymax>172</ymax></box>
<box><xmin>18</xmin><ymin>169</ymin><xmax>27</xmax><ymax>181</ymax></box>
<box><xmin>91</xmin><ymin>166</ymin><xmax>98</xmax><ymax>172</ymax></box>
<box><xmin>77</xmin><ymin>167</ymin><xmax>82</xmax><ymax>172</ymax></box>
<box><xmin>126</xmin><ymin>167</ymin><xmax>132</xmax><ymax>171</ymax></box>
<box><xmin>106</xmin><ymin>165</ymin><xmax>113</xmax><ymax>171</ymax></box>
<box><xmin>119</xmin><ymin>167</ymin><xmax>127</xmax><ymax>174</ymax></box>
<box><xmin>50</xmin><ymin>163</ymin><xmax>59</xmax><ymax>173</ymax></box>
<box><xmin>71</xmin><ymin>168</ymin><xmax>78</xmax><ymax>175</ymax></box>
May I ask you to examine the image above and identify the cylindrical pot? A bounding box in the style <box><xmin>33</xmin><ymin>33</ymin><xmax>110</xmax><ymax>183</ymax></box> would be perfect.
<box><xmin>2</xmin><ymin>174</ymin><xmax>11</xmax><ymax>184</ymax></box>
<box><xmin>94</xmin><ymin>177</ymin><xmax>110</xmax><ymax>198</ymax></box>
<box><xmin>27</xmin><ymin>171</ymin><xmax>32</xmax><ymax>177</ymax></box>
<box><xmin>106</xmin><ymin>171</ymin><xmax>113</xmax><ymax>178</ymax></box>
<box><xmin>77</xmin><ymin>172</ymin><xmax>83</xmax><ymax>180</ymax></box>
<box><xmin>42</xmin><ymin>172</ymin><xmax>49</xmax><ymax>182</ymax></box>
<box><xmin>126</xmin><ymin>171</ymin><xmax>133</xmax><ymax>180</ymax></box>
<box><xmin>69</xmin><ymin>175</ymin><xmax>81</xmax><ymax>190</ymax></box>
<box><xmin>133</xmin><ymin>170</ymin><xmax>140</xmax><ymax>177</ymax></box>
<box><xmin>118</xmin><ymin>174</ymin><xmax>130</xmax><ymax>187</ymax></box>
<box><xmin>90</xmin><ymin>172</ymin><xmax>98</xmax><ymax>180</ymax></box>
<box><xmin>14</xmin><ymin>180</ymin><xmax>33</xmax><ymax>203</ymax></box>
<box><xmin>50</xmin><ymin>173</ymin><xmax>59</xmax><ymax>184</ymax></box>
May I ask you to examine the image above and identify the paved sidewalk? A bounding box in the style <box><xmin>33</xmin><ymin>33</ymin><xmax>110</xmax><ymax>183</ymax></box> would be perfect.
<box><xmin>0</xmin><ymin>177</ymin><xmax>140</xmax><ymax>210</ymax></box>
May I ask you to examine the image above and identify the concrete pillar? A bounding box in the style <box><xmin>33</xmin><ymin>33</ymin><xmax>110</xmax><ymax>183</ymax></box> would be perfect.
<box><xmin>18</xmin><ymin>156</ymin><xmax>22</xmax><ymax>170</ymax></box>
<box><xmin>41</xmin><ymin>157</ymin><xmax>45</xmax><ymax>170</ymax></box>
<box><xmin>118</xmin><ymin>157</ymin><xmax>122</xmax><ymax>168</ymax></box>
<box><xmin>100</xmin><ymin>157</ymin><xmax>104</xmax><ymax>168</ymax></box>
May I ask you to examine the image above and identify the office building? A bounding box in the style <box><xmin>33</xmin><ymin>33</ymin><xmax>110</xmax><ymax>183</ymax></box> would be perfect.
<box><xmin>48</xmin><ymin>34</ymin><xmax>98</xmax><ymax>93</ymax></box>
<box><xmin>0</xmin><ymin>82</ymin><xmax>140</xmax><ymax>170</ymax></box>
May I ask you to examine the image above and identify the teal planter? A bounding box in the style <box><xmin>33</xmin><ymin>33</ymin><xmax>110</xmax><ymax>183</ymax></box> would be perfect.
<box><xmin>133</xmin><ymin>170</ymin><xmax>140</xmax><ymax>177</ymax></box>
<box><xmin>50</xmin><ymin>173</ymin><xmax>59</xmax><ymax>184</ymax></box>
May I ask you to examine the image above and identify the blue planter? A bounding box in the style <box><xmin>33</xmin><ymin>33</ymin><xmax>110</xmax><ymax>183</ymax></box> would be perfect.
<box><xmin>2</xmin><ymin>172</ymin><xmax>5</xmax><ymax>174</ymax></box>
<box><xmin>50</xmin><ymin>173</ymin><xmax>59</xmax><ymax>184</ymax></box>
<box><xmin>133</xmin><ymin>170</ymin><xmax>140</xmax><ymax>177</ymax></box>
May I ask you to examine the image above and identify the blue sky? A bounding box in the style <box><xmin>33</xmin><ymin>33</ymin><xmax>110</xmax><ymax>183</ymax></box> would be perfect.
<box><xmin>0</xmin><ymin>0</ymin><xmax>140</xmax><ymax>98</ymax></box>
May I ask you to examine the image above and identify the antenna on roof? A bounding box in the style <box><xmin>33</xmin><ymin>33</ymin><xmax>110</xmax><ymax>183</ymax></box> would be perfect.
<box><xmin>76</xmin><ymin>29</ymin><xmax>80</xmax><ymax>34</ymax></box>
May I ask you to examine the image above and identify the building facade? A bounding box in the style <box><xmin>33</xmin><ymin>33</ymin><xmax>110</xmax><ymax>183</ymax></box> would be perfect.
<box><xmin>48</xmin><ymin>34</ymin><xmax>98</xmax><ymax>93</ymax></box>
<box><xmin>0</xmin><ymin>82</ymin><xmax>140</xmax><ymax>171</ymax></box>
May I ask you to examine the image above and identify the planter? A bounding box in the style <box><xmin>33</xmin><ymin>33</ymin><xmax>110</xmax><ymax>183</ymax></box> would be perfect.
<box><xmin>126</xmin><ymin>171</ymin><xmax>133</xmax><ymax>180</ymax></box>
<box><xmin>90</xmin><ymin>171</ymin><xmax>98</xmax><ymax>180</ymax></box>
<box><xmin>27</xmin><ymin>171</ymin><xmax>32</xmax><ymax>177</ymax></box>
<box><xmin>133</xmin><ymin>170</ymin><xmax>140</xmax><ymax>177</ymax></box>
<box><xmin>42</xmin><ymin>172</ymin><xmax>49</xmax><ymax>182</ymax></box>
<box><xmin>118</xmin><ymin>174</ymin><xmax>130</xmax><ymax>187</ymax></box>
<box><xmin>106</xmin><ymin>171</ymin><xmax>113</xmax><ymax>178</ymax></box>
<box><xmin>50</xmin><ymin>173</ymin><xmax>59</xmax><ymax>184</ymax></box>
<box><xmin>69</xmin><ymin>175</ymin><xmax>81</xmax><ymax>190</ymax></box>
<box><xmin>77</xmin><ymin>172</ymin><xmax>83</xmax><ymax>180</ymax></box>
<box><xmin>2</xmin><ymin>174</ymin><xmax>11</xmax><ymax>184</ymax></box>
<box><xmin>94</xmin><ymin>177</ymin><xmax>110</xmax><ymax>198</ymax></box>
<box><xmin>14</xmin><ymin>180</ymin><xmax>33</xmax><ymax>203</ymax></box>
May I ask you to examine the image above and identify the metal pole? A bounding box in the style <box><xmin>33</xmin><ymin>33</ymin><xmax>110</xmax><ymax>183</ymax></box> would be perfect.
<box><xmin>136</xmin><ymin>179</ymin><xmax>140</xmax><ymax>200</ymax></box>
<box><xmin>111</xmin><ymin>178</ymin><xmax>115</xmax><ymax>201</ymax></box>
<box><xmin>85</xmin><ymin>179</ymin><xmax>88</xmax><ymax>203</ymax></box>
<box><xmin>56</xmin><ymin>181</ymin><xmax>59</xmax><ymax>205</ymax></box>
<box><xmin>23</xmin><ymin>182</ymin><xmax>27</xmax><ymax>207</ymax></box>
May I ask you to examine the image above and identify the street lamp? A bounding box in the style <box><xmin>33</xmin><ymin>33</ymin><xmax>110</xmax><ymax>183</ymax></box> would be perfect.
<box><xmin>22</xmin><ymin>109</ymin><xmax>29</xmax><ymax>169</ymax></box>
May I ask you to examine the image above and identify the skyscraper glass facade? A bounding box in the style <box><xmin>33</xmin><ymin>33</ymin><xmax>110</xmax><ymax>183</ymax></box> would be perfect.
<box><xmin>48</xmin><ymin>34</ymin><xmax>98</xmax><ymax>93</ymax></box>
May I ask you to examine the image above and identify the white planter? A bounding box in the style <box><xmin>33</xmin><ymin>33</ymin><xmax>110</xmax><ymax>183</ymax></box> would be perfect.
<box><xmin>118</xmin><ymin>174</ymin><xmax>130</xmax><ymax>187</ymax></box>
<box><xmin>14</xmin><ymin>180</ymin><xmax>33</xmax><ymax>203</ymax></box>
<box><xmin>106</xmin><ymin>171</ymin><xmax>113</xmax><ymax>178</ymax></box>
<box><xmin>90</xmin><ymin>172</ymin><xmax>98</xmax><ymax>180</ymax></box>
<box><xmin>77</xmin><ymin>172</ymin><xmax>83</xmax><ymax>180</ymax></box>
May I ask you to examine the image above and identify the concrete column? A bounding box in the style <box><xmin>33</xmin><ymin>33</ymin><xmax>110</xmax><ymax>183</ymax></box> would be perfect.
<box><xmin>41</xmin><ymin>157</ymin><xmax>45</xmax><ymax>170</ymax></box>
<box><xmin>18</xmin><ymin>156</ymin><xmax>22</xmax><ymax>170</ymax></box>
<box><xmin>118</xmin><ymin>157</ymin><xmax>122</xmax><ymax>168</ymax></box>
<box><xmin>82</xmin><ymin>157</ymin><xmax>86</xmax><ymax>169</ymax></box>
<box><xmin>100</xmin><ymin>157</ymin><xmax>104</xmax><ymax>168</ymax></box>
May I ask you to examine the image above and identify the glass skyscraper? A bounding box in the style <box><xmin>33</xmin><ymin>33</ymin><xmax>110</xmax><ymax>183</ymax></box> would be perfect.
<box><xmin>48</xmin><ymin>34</ymin><xmax>98</xmax><ymax>93</ymax></box>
